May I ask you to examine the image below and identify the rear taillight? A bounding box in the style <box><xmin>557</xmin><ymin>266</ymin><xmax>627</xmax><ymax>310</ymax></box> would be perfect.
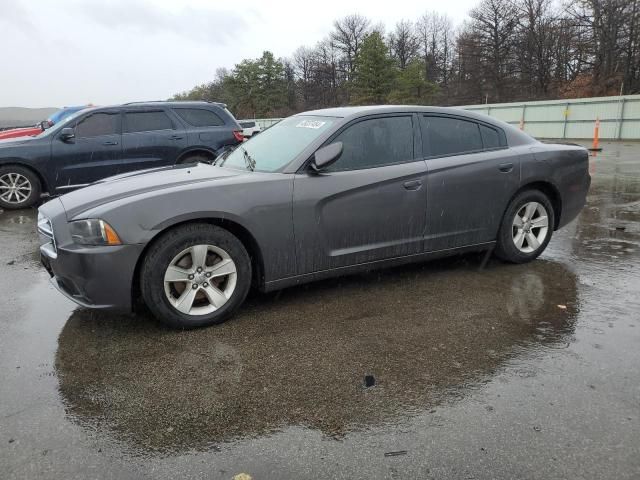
<box><xmin>233</xmin><ymin>130</ymin><xmax>244</xmax><ymax>142</ymax></box>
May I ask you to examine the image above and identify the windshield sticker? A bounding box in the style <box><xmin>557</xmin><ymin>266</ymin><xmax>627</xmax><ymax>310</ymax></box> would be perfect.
<box><xmin>296</xmin><ymin>120</ymin><xmax>326</xmax><ymax>129</ymax></box>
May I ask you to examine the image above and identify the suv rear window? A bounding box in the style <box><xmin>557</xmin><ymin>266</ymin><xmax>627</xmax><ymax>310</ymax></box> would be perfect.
<box><xmin>173</xmin><ymin>108</ymin><xmax>225</xmax><ymax>127</ymax></box>
<box><xmin>124</xmin><ymin>111</ymin><xmax>173</xmax><ymax>133</ymax></box>
<box><xmin>240</xmin><ymin>121</ymin><xmax>256</xmax><ymax>128</ymax></box>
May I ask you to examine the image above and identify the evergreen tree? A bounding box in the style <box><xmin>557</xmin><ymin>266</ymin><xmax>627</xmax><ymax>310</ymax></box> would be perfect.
<box><xmin>351</xmin><ymin>32</ymin><xmax>396</xmax><ymax>104</ymax></box>
<box><xmin>388</xmin><ymin>59</ymin><xmax>438</xmax><ymax>104</ymax></box>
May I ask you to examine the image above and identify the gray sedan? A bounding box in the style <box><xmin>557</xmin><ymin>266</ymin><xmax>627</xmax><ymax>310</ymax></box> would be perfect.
<box><xmin>38</xmin><ymin>106</ymin><xmax>590</xmax><ymax>328</ymax></box>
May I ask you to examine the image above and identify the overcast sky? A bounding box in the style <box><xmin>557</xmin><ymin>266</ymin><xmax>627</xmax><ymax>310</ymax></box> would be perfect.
<box><xmin>1</xmin><ymin>0</ymin><xmax>477</xmax><ymax>108</ymax></box>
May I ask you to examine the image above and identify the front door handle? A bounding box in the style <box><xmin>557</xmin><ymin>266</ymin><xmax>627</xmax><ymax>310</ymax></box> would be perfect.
<box><xmin>403</xmin><ymin>179</ymin><xmax>423</xmax><ymax>191</ymax></box>
<box><xmin>499</xmin><ymin>162</ymin><xmax>514</xmax><ymax>173</ymax></box>
<box><xmin>103</xmin><ymin>141</ymin><xmax>119</xmax><ymax>146</ymax></box>
<box><xmin>170</xmin><ymin>135</ymin><xmax>184</xmax><ymax>140</ymax></box>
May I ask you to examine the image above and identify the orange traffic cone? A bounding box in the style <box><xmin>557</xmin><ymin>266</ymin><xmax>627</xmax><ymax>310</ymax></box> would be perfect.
<box><xmin>588</xmin><ymin>117</ymin><xmax>602</xmax><ymax>151</ymax></box>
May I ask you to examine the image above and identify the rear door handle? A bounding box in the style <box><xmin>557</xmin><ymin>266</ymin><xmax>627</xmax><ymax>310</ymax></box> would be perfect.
<box><xmin>403</xmin><ymin>179</ymin><xmax>423</xmax><ymax>191</ymax></box>
<box><xmin>499</xmin><ymin>162</ymin><xmax>514</xmax><ymax>173</ymax></box>
<box><xmin>102</xmin><ymin>141</ymin><xmax>119</xmax><ymax>146</ymax></box>
<box><xmin>170</xmin><ymin>135</ymin><xmax>184</xmax><ymax>140</ymax></box>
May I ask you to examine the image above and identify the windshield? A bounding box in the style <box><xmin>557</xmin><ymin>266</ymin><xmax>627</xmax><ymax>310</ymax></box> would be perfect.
<box><xmin>47</xmin><ymin>106</ymin><xmax>84</xmax><ymax>125</ymax></box>
<box><xmin>35</xmin><ymin>109</ymin><xmax>88</xmax><ymax>138</ymax></box>
<box><xmin>220</xmin><ymin>115</ymin><xmax>336</xmax><ymax>172</ymax></box>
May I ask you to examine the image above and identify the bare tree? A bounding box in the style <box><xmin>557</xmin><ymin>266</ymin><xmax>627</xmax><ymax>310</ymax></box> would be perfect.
<box><xmin>416</xmin><ymin>12</ymin><xmax>455</xmax><ymax>89</ymax></box>
<box><xmin>566</xmin><ymin>0</ymin><xmax>632</xmax><ymax>94</ymax></box>
<box><xmin>330</xmin><ymin>14</ymin><xmax>371</xmax><ymax>80</ymax></box>
<box><xmin>389</xmin><ymin>20</ymin><xmax>420</xmax><ymax>69</ymax></box>
<box><xmin>464</xmin><ymin>0</ymin><xmax>521</xmax><ymax>101</ymax></box>
<box><xmin>516</xmin><ymin>0</ymin><xmax>558</xmax><ymax>97</ymax></box>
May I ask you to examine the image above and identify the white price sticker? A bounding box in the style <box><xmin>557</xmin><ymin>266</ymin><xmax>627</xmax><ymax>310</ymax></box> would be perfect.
<box><xmin>296</xmin><ymin>120</ymin><xmax>326</xmax><ymax>129</ymax></box>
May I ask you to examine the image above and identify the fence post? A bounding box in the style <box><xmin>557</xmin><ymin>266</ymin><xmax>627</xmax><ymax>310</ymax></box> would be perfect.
<box><xmin>562</xmin><ymin>103</ymin><xmax>569</xmax><ymax>139</ymax></box>
<box><xmin>519</xmin><ymin>104</ymin><xmax>526</xmax><ymax>130</ymax></box>
<box><xmin>616</xmin><ymin>97</ymin><xmax>626</xmax><ymax>140</ymax></box>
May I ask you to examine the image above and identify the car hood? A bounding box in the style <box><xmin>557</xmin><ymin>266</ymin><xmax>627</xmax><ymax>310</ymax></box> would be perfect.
<box><xmin>0</xmin><ymin>128</ymin><xmax>40</xmax><ymax>140</ymax></box>
<box><xmin>59</xmin><ymin>163</ymin><xmax>247</xmax><ymax>219</ymax></box>
<box><xmin>0</xmin><ymin>136</ymin><xmax>38</xmax><ymax>146</ymax></box>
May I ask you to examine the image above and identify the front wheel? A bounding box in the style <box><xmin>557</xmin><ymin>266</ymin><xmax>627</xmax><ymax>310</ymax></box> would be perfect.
<box><xmin>494</xmin><ymin>190</ymin><xmax>555</xmax><ymax>263</ymax></box>
<box><xmin>140</xmin><ymin>224</ymin><xmax>252</xmax><ymax>329</ymax></box>
<box><xmin>0</xmin><ymin>166</ymin><xmax>41</xmax><ymax>210</ymax></box>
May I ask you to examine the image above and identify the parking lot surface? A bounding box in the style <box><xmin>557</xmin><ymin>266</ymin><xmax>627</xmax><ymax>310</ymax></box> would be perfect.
<box><xmin>1</xmin><ymin>141</ymin><xmax>639</xmax><ymax>479</ymax></box>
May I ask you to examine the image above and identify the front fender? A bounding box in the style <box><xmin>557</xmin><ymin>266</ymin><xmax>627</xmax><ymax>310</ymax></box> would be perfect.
<box><xmin>75</xmin><ymin>173</ymin><xmax>297</xmax><ymax>282</ymax></box>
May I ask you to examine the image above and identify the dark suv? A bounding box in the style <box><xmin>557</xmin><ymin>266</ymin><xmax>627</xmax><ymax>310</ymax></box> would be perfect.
<box><xmin>0</xmin><ymin>101</ymin><xmax>243</xmax><ymax>209</ymax></box>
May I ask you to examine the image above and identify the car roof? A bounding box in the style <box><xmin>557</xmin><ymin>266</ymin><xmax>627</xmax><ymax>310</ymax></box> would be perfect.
<box><xmin>296</xmin><ymin>105</ymin><xmax>536</xmax><ymax>146</ymax></box>
<box><xmin>121</xmin><ymin>101</ymin><xmax>227</xmax><ymax>108</ymax></box>
<box><xmin>297</xmin><ymin>105</ymin><xmax>492</xmax><ymax>119</ymax></box>
<box><xmin>76</xmin><ymin>101</ymin><xmax>229</xmax><ymax>115</ymax></box>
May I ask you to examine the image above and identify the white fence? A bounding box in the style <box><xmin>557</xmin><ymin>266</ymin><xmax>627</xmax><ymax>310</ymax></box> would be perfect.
<box><xmin>249</xmin><ymin>94</ymin><xmax>640</xmax><ymax>140</ymax></box>
<box><xmin>462</xmin><ymin>95</ymin><xmax>640</xmax><ymax>140</ymax></box>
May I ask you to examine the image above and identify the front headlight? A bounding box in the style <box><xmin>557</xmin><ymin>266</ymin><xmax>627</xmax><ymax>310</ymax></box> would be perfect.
<box><xmin>69</xmin><ymin>219</ymin><xmax>122</xmax><ymax>246</ymax></box>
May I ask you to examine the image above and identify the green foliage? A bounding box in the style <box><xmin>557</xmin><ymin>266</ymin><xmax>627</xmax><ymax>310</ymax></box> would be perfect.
<box><xmin>227</xmin><ymin>51</ymin><xmax>287</xmax><ymax>117</ymax></box>
<box><xmin>173</xmin><ymin>52</ymin><xmax>288</xmax><ymax>118</ymax></box>
<box><xmin>388</xmin><ymin>60</ymin><xmax>438</xmax><ymax>104</ymax></box>
<box><xmin>351</xmin><ymin>32</ymin><xmax>396</xmax><ymax>105</ymax></box>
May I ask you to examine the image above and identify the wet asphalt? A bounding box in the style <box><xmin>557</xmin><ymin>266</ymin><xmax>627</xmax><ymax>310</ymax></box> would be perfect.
<box><xmin>1</xmin><ymin>141</ymin><xmax>639</xmax><ymax>479</ymax></box>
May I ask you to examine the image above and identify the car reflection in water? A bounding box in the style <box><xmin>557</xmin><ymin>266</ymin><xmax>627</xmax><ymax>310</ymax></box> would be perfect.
<box><xmin>55</xmin><ymin>257</ymin><xmax>578</xmax><ymax>454</ymax></box>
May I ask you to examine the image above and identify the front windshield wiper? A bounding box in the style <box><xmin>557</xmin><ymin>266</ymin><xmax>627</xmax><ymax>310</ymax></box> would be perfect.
<box><xmin>240</xmin><ymin>146</ymin><xmax>256</xmax><ymax>172</ymax></box>
<box><xmin>213</xmin><ymin>147</ymin><xmax>234</xmax><ymax>166</ymax></box>
<box><xmin>215</xmin><ymin>145</ymin><xmax>255</xmax><ymax>171</ymax></box>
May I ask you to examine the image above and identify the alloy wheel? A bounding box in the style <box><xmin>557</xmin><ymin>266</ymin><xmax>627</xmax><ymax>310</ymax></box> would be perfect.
<box><xmin>512</xmin><ymin>201</ymin><xmax>549</xmax><ymax>253</ymax></box>
<box><xmin>163</xmin><ymin>244</ymin><xmax>237</xmax><ymax>315</ymax></box>
<box><xmin>0</xmin><ymin>173</ymin><xmax>32</xmax><ymax>204</ymax></box>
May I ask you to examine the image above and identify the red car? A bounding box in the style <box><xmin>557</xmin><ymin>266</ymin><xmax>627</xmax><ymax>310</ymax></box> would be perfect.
<box><xmin>0</xmin><ymin>125</ymin><xmax>43</xmax><ymax>140</ymax></box>
<box><xmin>0</xmin><ymin>105</ymin><xmax>91</xmax><ymax>141</ymax></box>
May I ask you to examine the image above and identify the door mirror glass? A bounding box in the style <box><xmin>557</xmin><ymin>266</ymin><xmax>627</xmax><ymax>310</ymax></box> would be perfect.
<box><xmin>59</xmin><ymin>127</ymin><xmax>75</xmax><ymax>142</ymax></box>
<box><xmin>311</xmin><ymin>142</ymin><xmax>343</xmax><ymax>172</ymax></box>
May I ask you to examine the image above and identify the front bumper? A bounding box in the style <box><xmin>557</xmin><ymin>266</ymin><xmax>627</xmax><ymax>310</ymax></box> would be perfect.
<box><xmin>38</xmin><ymin>198</ymin><xmax>143</xmax><ymax>311</ymax></box>
<box><xmin>40</xmin><ymin>242</ymin><xmax>143</xmax><ymax>310</ymax></box>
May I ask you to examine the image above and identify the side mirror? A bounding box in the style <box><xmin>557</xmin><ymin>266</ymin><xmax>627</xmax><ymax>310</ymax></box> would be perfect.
<box><xmin>311</xmin><ymin>142</ymin><xmax>343</xmax><ymax>172</ymax></box>
<box><xmin>40</xmin><ymin>120</ymin><xmax>50</xmax><ymax>131</ymax></box>
<box><xmin>59</xmin><ymin>127</ymin><xmax>75</xmax><ymax>142</ymax></box>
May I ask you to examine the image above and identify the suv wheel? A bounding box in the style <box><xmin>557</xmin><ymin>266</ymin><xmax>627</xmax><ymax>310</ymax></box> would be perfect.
<box><xmin>0</xmin><ymin>166</ymin><xmax>41</xmax><ymax>210</ymax></box>
<box><xmin>140</xmin><ymin>224</ymin><xmax>251</xmax><ymax>329</ymax></box>
<box><xmin>494</xmin><ymin>189</ymin><xmax>555</xmax><ymax>263</ymax></box>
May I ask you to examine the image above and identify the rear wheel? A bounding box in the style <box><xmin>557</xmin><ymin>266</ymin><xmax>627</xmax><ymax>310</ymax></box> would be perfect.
<box><xmin>0</xmin><ymin>166</ymin><xmax>41</xmax><ymax>210</ymax></box>
<box><xmin>494</xmin><ymin>190</ymin><xmax>554</xmax><ymax>263</ymax></box>
<box><xmin>140</xmin><ymin>224</ymin><xmax>251</xmax><ymax>329</ymax></box>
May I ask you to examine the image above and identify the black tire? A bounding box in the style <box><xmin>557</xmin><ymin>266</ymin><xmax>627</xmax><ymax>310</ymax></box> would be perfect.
<box><xmin>494</xmin><ymin>189</ymin><xmax>555</xmax><ymax>264</ymax></box>
<box><xmin>177</xmin><ymin>153</ymin><xmax>213</xmax><ymax>165</ymax></box>
<box><xmin>0</xmin><ymin>165</ymin><xmax>41</xmax><ymax>210</ymax></box>
<box><xmin>140</xmin><ymin>223</ymin><xmax>252</xmax><ymax>329</ymax></box>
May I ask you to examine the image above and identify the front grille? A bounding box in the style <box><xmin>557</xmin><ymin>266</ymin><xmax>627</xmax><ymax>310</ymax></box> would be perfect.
<box><xmin>37</xmin><ymin>212</ymin><xmax>57</xmax><ymax>254</ymax></box>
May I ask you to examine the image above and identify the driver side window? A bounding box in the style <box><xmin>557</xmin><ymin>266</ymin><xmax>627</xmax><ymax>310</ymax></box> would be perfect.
<box><xmin>326</xmin><ymin>116</ymin><xmax>414</xmax><ymax>172</ymax></box>
<box><xmin>75</xmin><ymin>113</ymin><xmax>120</xmax><ymax>138</ymax></box>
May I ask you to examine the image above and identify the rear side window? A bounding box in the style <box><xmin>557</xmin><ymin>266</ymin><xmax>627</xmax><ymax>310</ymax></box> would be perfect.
<box><xmin>124</xmin><ymin>111</ymin><xmax>173</xmax><ymax>133</ymax></box>
<box><xmin>240</xmin><ymin>121</ymin><xmax>256</xmax><ymax>128</ymax></box>
<box><xmin>173</xmin><ymin>108</ymin><xmax>225</xmax><ymax>127</ymax></box>
<box><xmin>75</xmin><ymin>112</ymin><xmax>119</xmax><ymax>138</ymax></box>
<box><xmin>421</xmin><ymin>116</ymin><xmax>482</xmax><ymax>157</ymax></box>
<box><xmin>480</xmin><ymin>124</ymin><xmax>502</xmax><ymax>149</ymax></box>
<box><xmin>327</xmin><ymin>116</ymin><xmax>414</xmax><ymax>172</ymax></box>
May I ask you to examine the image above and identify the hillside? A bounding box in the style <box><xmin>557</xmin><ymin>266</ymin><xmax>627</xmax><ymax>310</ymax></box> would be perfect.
<box><xmin>0</xmin><ymin>107</ymin><xmax>58</xmax><ymax>128</ymax></box>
